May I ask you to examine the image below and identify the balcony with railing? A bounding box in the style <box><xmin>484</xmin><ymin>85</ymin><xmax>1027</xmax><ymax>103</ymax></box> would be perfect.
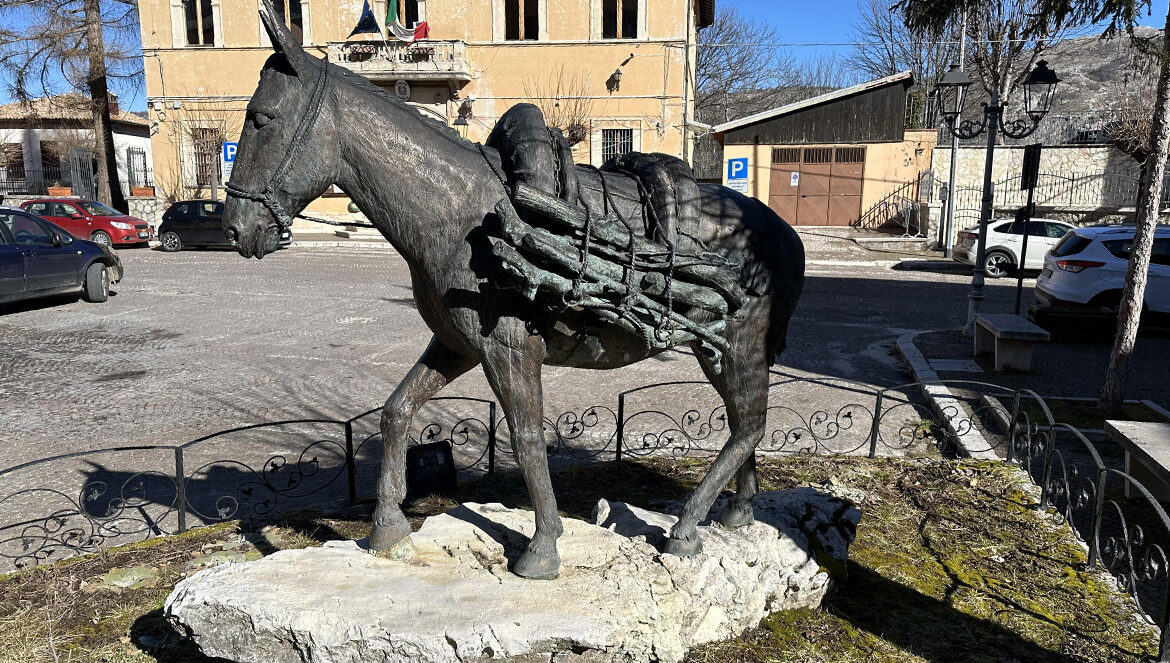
<box><xmin>325</xmin><ymin>40</ymin><xmax>472</xmax><ymax>84</ymax></box>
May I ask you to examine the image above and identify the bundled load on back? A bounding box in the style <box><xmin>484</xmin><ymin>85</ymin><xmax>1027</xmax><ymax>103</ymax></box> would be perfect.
<box><xmin>481</xmin><ymin>104</ymin><xmax>749</xmax><ymax>371</ymax></box>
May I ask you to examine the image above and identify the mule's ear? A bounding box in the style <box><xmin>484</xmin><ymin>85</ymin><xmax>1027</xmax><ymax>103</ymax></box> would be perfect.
<box><xmin>259</xmin><ymin>0</ymin><xmax>306</xmax><ymax>74</ymax></box>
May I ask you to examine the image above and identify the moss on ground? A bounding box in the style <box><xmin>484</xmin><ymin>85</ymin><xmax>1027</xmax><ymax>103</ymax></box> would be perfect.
<box><xmin>0</xmin><ymin>457</ymin><xmax>1158</xmax><ymax>663</ymax></box>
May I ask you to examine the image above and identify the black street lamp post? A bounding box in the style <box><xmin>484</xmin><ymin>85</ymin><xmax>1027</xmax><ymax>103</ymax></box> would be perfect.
<box><xmin>935</xmin><ymin>60</ymin><xmax>1060</xmax><ymax>335</ymax></box>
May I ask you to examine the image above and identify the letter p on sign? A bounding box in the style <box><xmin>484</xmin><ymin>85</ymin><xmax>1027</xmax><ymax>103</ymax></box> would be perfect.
<box><xmin>727</xmin><ymin>158</ymin><xmax>748</xmax><ymax>181</ymax></box>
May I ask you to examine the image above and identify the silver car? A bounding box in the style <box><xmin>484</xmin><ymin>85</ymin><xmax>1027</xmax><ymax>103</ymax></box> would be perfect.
<box><xmin>952</xmin><ymin>218</ymin><xmax>1074</xmax><ymax>278</ymax></box>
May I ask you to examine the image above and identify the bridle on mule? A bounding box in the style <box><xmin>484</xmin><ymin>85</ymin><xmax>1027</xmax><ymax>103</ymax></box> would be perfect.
<box><xmin>225</xmin><ymin>61</ymin><xmax>330</xmax><ymax>230</ymax></box>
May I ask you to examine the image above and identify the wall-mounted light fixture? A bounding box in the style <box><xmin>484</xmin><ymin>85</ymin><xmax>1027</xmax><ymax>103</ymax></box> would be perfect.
<box><xmin>606</xmin><ymin>53</ymin><xmax>636</xmax><ymax>94</ymax></box>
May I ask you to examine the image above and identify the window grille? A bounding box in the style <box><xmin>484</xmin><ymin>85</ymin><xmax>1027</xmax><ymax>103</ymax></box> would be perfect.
<box><xmin>834</xmin><ymin>147</ymin><xmax>865</xmax><ymax>163</ymax></box>
<box><xmin>802</xmin><ymin>148</ymin><xmax>833</xmax><ymax>164</ymax></box>
<box><xmin>192</xmin><ymin>129</ymin><xmax>223</xmax><ymax>188</ymax></box>
<box><xmin>601</xmin><ymin>128</ymin><xmax>633</xmax><ymax>163</ymax></box>
<box><xmin>184</xmin><ymin>0</ymin><xmax>215</xmax><ymax>46</ymax></box>
<box><xmin>126</xmin><ymin>147</ymin><xmax>150</xmax><ymax>188</ymax></box>
<box><xmin>771</xmin><ymin>148</ymin><xmax>799</xmax><ymax>164</ymax></box>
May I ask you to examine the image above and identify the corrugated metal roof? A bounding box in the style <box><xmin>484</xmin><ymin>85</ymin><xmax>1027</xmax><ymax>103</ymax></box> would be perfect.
<box><xmin>0</xmin><ymin>93</ymin><xmax>149</xmax><ymax>127</ymax></box>
<box><xmin>711</xmin><ymin>70</ymin><xmax>914</xmax><ymax>135</ymax></box>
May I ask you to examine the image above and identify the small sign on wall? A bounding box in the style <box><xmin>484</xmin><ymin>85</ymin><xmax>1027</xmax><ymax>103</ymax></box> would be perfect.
<box><xmin>790</xmin><ymin>172</ymin><xmax>800</xmax><ymax>187</ymax></box>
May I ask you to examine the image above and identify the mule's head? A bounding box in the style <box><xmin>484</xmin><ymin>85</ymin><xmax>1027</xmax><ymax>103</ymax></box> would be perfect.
<box><xmin>223</xmin><ymin>0</ymin><xmax>338</xmax><ymax>258</ymax></box>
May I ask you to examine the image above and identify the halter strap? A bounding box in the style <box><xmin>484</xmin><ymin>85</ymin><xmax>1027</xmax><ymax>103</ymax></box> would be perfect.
<box><xmin>225</xmin><ymin>61</ymin><xmax>331</xmax><ymax>229</ymax></box>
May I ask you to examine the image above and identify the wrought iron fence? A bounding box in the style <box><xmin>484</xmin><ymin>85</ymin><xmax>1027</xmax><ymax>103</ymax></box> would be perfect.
<box><xmin>951</xmin><ymin>171</ymin><xmax>1170</xmax><ymax>227</ymax></box>
<box><xmin>2</xmin><ymin>378</ymin><xmax>1168</xmax><ymax>658</ymax></box>
<box><xmin>0</xmin><ymin>166</ymin><xmax>69</xmax><ymax>195</ymax></box>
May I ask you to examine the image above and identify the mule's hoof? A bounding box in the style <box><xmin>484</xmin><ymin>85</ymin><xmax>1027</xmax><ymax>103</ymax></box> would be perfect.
<box><xmin>369</xmin><ymin>521</ymin><xmax>411</xmax><ymax>551</ymax></box>
<box><xmin>664</xmin><ymin>533</ymin><xmax>703</xmax><ymax>557</ymax></box>
<box><xmin>717</xmin><ymin>501</ymin><xmax>755</xmax><ymax>529</ymax></box>
<box><xmin>513</xmin><ymin>547</ymin><xmax>560</xmax><ymax>579</ymax></box>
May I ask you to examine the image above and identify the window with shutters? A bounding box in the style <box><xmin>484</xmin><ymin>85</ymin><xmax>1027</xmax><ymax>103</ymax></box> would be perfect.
<box><xmin>602</xmin><ymin>128</ymin><xmax>633</xmax><ymax>163</ymax></box>
<box><xmin>602</xmin><ymin>0</ymin><xmax>638</xmax><ymax>39</ymax></box>
<box><xmin>505</xmin><ymin>0</ymin><xmax>540</xmax><ymax>40</ymax></box>
<box><xmin>272</xmin><ymin>0</ymin><xmax>304</xmax><ymax>42</ymax></box>
<box><xmin>183</xmin><ymin>0</ymin><xmax>216</xmax><ymax>46</ymax></box>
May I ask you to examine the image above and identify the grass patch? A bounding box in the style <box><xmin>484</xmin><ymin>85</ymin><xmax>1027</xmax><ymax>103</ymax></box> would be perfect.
<box><xmin>0</xmin><ymin>457</ymin><xmax>1157</xmax><ymax>663</ymax></box>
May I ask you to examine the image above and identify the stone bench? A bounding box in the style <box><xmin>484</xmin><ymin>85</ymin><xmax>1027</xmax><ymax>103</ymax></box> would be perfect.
<box><xmin>1106</xmin><ymin>420</ymin><xmax>1170</xmax><ymax>501</ymax></box>
<box><xmin>973</xmin><ymin>313</ymin><xmax>1050</xmax><ymax>371</ymax></box>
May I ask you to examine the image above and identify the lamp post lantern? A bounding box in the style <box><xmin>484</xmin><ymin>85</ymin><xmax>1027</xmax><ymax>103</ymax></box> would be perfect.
<box><xmin>936</xmin><ymin>60</ymin><xmax>1060</xmax><ymax>335</ymax></box>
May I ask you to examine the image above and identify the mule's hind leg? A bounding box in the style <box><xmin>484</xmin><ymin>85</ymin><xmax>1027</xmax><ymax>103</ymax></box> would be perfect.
<box><xmin>719</xmin><ymin>453</ymin><xmax>758</xmax><ymax>528</ymax></box>
<box><xmin>480</xmin><ymin>336</ymin><xmax>563</xmax><ymax>579</ymax></box>
<box><xmin>369</xmin><ymin>337</ymin><xmax>478</xmax><ymax>550</ymax></box>
<box><xmin>664</xmin><ymin>322</ymin><xmax>770</xmax><ymax>556</ymax></box>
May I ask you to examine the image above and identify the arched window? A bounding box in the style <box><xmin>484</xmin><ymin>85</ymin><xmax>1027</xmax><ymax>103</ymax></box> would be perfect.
<box><xmin>602</xmin><ymin>0</ymin><xmax>637</xmax><ymax>39</ymax></box>
<box><xmin>505</xmin><ymin>0</ymin><xmax>539</xmax><ymax>40</ymax></box>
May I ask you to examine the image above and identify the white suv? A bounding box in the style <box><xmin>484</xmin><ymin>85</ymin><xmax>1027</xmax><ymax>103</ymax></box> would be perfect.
<box><xmin>1030</xmin><ymin>225</ymin><xmax>1170</xmax><ymax>324</ymax></box>
<box><xmin>952</xmin><ymin>218</ymin><xmax>1074</xmax><ymax>278</ymax></box>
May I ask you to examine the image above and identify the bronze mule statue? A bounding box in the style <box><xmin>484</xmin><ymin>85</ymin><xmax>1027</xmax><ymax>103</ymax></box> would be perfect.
<box><xmin>223</xmin><ymin>2</ymin><xmax>805</xmax><ymax>579</ymax></box>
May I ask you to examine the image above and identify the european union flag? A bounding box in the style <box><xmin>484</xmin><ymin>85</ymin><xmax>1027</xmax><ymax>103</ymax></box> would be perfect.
<box><xmin>347</xmin><ymin>0</ymin><xmax>380</xmax><ymax>38</ymax></box>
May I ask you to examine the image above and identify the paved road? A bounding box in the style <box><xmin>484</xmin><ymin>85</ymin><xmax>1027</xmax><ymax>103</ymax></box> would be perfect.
<box><xmin>0</xmin><ymin>245</ymin><xmax>1030</xmax><ymax>464</ymax></box>
<box><xmin>0</xmin><ymin>243</ymin><xmax>1048</xmax><ymax>566</ymax></box>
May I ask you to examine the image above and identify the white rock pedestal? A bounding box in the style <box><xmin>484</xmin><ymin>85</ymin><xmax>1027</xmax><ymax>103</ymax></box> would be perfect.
<box><xmin>165</xmin><ymin>489</ymin><xmax>859</xmax><ymax>663</ymax></box>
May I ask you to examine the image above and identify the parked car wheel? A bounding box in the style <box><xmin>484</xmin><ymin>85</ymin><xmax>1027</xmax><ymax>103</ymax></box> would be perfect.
<box><xmin>983</xmin><ymin>251</ymin><xmax>1014</xmax><ymax>278</ymax></box>
<box><xmin>160</xmin><ymin>231</ymin><xmax>182</xmax><ymax>252</ymax></box>
<box><xmin>91</xmin><ymin>230</ymin><xmax>112</xmax><ymax>247</ymax></box>
<box><xmin>83</xmin><ymin>263</ymin><xmax>110</xmax><ymax>303</ymax></box>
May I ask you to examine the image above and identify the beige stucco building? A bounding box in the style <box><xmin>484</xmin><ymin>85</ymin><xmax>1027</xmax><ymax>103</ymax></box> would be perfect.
<box><xmin>136</xmin><ymin>0</ymin><xmax>714</xmax><ymax>223</ymax></box>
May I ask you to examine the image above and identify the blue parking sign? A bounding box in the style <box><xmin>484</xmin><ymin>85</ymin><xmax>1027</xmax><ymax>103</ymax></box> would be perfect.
<box><xmin>727</xmin><ymin>158</ymin><xmax>748</xmax><ymax>180</ymax></box>
<box><xmin>223</xmin><ymin>142</ymin><xmax>238</xmax><ymax>163</ymax></box>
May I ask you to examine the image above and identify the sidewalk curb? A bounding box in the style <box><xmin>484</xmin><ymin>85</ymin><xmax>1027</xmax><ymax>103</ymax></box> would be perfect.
<box><xmin>290</xmin><ymin>241</ymin><xmax>395</xmax><ymax>250</ymax></box>
<box><xmin>806</xmin><ymin>259</ymin><xmax>902</xmax><ymax>268</ymax></box>
<box><xmin>895</xmin><ymin>330</ymin><xmax>999</xmax><ymax>460</ymax></box>
<box><xmin>894</xmin><ymin>259</ymin><xmax>971</xmax><ymax>274</ymax></box>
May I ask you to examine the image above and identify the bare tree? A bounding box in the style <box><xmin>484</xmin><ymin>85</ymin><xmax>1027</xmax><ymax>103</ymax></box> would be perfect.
<box><xmin>897</xmin><ymin>0</ymin><xmax>1169</xmax><ymax>416</ymax></box>
<box><xmin>964</xmin><ymin>0</ymin><xmax>1077</xmax><ymax>107</ymax></box>
<box><xmin>155</xmin><ymin>91</ymin><xmax>243</xmax><ymax>199</ymax></box>
<box><xmin>1107</xmin><ymin>52</ymin><xmax>1159</xmax><ymax>165</ymax></box>
<box><xmin>522</xmin><ymin>65</ymin><xmax>597</xmax><ymax>147</ymax></box>
<box><xmin>693</xmin><ymin>6</ymin><xmax>803</xmax><ymax>180</ymax></box>
<box><xmin>849</xmin><ymin>0</ymin><xmax>958</xmax><ymax>126</ymax></box>
<box><xmin>0</xmin><ymin>0</ymin><xmax>142</xmax><ymax>210</ymax></box>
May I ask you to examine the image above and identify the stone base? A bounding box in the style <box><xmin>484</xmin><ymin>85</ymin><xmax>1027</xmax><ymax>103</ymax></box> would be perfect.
<box><xmin>165</xmin><ymin>489</ymin><xmax>859</xmax><ymax>663</ymax></box>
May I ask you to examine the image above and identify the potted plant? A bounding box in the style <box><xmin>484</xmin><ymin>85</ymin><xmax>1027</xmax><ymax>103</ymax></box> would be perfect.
<box><xmin>130</xmin><ymin>185</ymin><xmax>155</xmax><ymax>197</ymax></box>
<box><xmin>46</xmin><ymin>182</ymin><xmax>71</xmax><ymax>196</ymax></box>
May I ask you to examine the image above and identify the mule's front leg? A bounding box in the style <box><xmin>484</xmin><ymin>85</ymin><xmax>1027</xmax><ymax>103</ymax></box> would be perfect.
<box><xmin>369</xmin><ymin>338</ymin><xmax>477</xmax><ymax>550</ymax></box>
<box><xmin>481</xmin><ymin>338</ymin><xmax>562</xmax><ymax>579</ymax></box>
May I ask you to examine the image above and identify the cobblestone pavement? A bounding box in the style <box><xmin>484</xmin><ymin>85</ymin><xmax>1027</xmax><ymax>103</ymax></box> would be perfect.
<box><xmin>0</xmin><ymin>244</ymin><xmax>1040</xmax><ymax>566</ymax></box>
<box><xmin>0</xmin><ymin>245</ymin><xmax>1020</xmax><ymax>465</ymax></box>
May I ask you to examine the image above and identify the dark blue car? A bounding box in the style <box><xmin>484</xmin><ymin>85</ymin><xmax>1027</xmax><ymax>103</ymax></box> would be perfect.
<box><xmin>0</xmin><ymin>205</ymin><xmax>124</xmax><ymax>306</ymax></box>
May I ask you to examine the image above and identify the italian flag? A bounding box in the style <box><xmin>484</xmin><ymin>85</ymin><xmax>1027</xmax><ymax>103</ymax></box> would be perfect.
<box><xmin>386</xmin><ymin>0</ymin><xmax>429</xmax><ymax>41</ymax></box>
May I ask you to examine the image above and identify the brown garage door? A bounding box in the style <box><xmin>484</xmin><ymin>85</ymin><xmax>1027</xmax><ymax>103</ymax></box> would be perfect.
<box><xmin>768</xmin><ymin>146</ymin><xmax>866</xmax><ymax>226</ymax></box>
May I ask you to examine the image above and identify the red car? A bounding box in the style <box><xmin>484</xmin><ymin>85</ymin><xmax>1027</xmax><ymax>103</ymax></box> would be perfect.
<box><xmin>20</xmin><ymin>198</ymin><xmax>154</xmax><ymax>248</ymax></box>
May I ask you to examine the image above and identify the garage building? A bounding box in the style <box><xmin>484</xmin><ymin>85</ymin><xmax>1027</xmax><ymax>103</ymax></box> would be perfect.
<box><xmin>713</xmin><ymin>71</ymin><xmax>937</xmax><ymax>227</ymax></box>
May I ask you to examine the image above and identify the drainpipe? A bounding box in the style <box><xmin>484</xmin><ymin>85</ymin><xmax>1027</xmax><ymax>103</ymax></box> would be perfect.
<box><xmin>681</xmin><ymin>0</ymin><xmax>693</xmax><ymax>163</ymax></box>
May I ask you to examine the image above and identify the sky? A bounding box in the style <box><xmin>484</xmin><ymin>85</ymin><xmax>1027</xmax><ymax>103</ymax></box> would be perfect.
<box><xmin>731</xmin><ymin>0</ymin><xmax>1170</xmax><ymax>63</ymax></box>
<box><xmin>3</xmin><ymin>0</ymin><xmax>1169</xmax><ymax>112</ymax></box>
